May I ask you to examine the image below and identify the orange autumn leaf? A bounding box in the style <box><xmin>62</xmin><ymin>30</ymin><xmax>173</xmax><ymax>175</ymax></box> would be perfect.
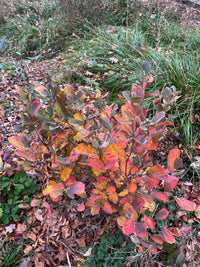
<box><xmin>108</xmin><ymin>192</ymin><xmax>118</xmax><ymax>204</ymax></box>
<box><xmin>167</xmin><ymin>148</ymin><xmax>180</xmax><ymax>171</ymax></box>
<box><xmin>43</xmin><ymin>183</ymin><xmax>64</xmax><ymax>201</ymax></box>
<box><xmin>117</xmin><ymin>216</ymin><xmax>127</xmax><ymax>226</ymax></box>
<box><xmin>8</xmin><ymin>136</ymin><xmax>26</xmax><ymax>150</ymax></box>
<box><xmin>73</xmin><ymin>143</ymin><xmax>99</xmax><ymax>158</ymax></box>
<box><xmin>60</xmin><ymin>167</ymin><xmax>72</xmax><ymax>181</ymax></box>
<box><xmin>124</xmin><ymin>202</ymin><xmax>134</xmax><ymax>217</ymax></box>
<box><xmin>150</xmin><ymin>234</ymin><xmax>163</xmax><ymax>244</ymax></box>
<box><xmin>106</xmin><ymin>186</ymin><xmax>116</xmax><ymax>194</ymax></box>
<box><xmin>144</xmin><ymin>215</ymin><xmax>155</xmax><ymax>230</ymax></box>
<box><xmin>128</xmin><ymin>182</ymin><xmax>137</xmax><ymax>193</ymax></box>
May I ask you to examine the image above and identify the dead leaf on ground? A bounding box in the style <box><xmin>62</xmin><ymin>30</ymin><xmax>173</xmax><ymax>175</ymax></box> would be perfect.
<box><xmin>195</xmin><ymin>205</ymin><xmax>200</xmax><ymax>219</ymax></box>
<box><xmin>82</xmin><ymin>247</ymin><xmax>92</xmax><ymax>257</ymax></box>
<box><xmin>15</xmin><ymin>221</ymin><xmax>27</xmax><ymax>234</ymax></box>
<box><xmin>24</xmin><ymin>245</ymin><xmax>33</xmax><ymax>254</ymax></box>
<box><xmin>5</xmin><ymin>224</ymin><xmax>16</xmax><ymax>234</ymax></box>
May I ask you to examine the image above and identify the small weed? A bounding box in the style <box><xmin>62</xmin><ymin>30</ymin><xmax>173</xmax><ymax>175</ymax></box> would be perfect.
<box><xmin>0</xmin><ymin>171</ymin><xmax>40</xmax><ymax>224</ymax></box>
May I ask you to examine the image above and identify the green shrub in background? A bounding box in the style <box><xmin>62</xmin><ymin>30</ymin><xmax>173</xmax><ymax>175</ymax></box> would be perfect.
<box><xmin>0</xmin><ymin>172</ymin><xmax>39</xmax><ymax>224</ymax></box>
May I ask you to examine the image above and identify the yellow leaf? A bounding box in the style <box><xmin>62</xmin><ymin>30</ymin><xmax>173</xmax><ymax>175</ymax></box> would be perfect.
<box><xmin>60</xmin><ymin>167</ymin><xmax>72</xmax><ymax>182</ymax></box>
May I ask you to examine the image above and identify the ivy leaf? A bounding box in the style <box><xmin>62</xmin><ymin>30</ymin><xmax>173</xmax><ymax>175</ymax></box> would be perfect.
<box><xmin>175</xmin><ymin>198</ymin><xmax>196</xmax><ymax>211</ymax></box>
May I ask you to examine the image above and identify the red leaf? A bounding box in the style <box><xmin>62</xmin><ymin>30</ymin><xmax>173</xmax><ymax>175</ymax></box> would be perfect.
<box><xmin>167</xmin><ymin>148</ymin><xmax>180</xmax><ymax>171</ymax></box>
<box><xmin>103</xmin><ymin>202</ymin><xmax>112</xmax><ymax>214</ymax></box>
<box><xmin>119</xmin><ymin>197</ymin><xmax>130</xmax><ymax>204</ymax></box>
<box><xmin>164</xmin><ymin>175</ymin><xmax>179</xmax><ymax>192</ymax></box>
<box><xmin>68</xmin><ymin>182</ymin><xmax>85</xmax><ymax>195</ymax></box>
<box><xmin>122</xmin><ymin>219</ymin><xmax>135</xmax><ymax>235</ymax></box>
<box><xmin>86</xmin><ymin>195</ymin><xmax>99</xmax><ymax>207</ymax></box>
<box><xmin>175</xmin><ymin>198</ymin><xmax>196</xmax><ymax>211</ymax></box>
<box><xmin>132</xmin><ymin>196</ymin><xmax>145</xmax><ymax>210</ymax></box>
<box><xmin>135</xmin><ymin>222</ymin><xmax>147</xmax><ymax>238</ymax></box>
<box><xmin>155</xmin><ymin>208</ymin><xmax>169</xmax><ymax>220</ymax></box>
<box><xmin>146</xmin><ymin>177</ymin><xmax>160</xmax><ymax>190</ymax></box>
<box><xmin>88</xmin><ymin>158</ymin><xmax>105</xmax><ymax>172</ymax></box>
<box><xmin>65</xmin><ymin>176</ymin><xmax>75</xmax><ymax>186</ymax></box>
<box><xmin>161</xmin><ymin>229</ymin><xmax>175</xmax><ymax>244</ymax></box>
<box><xmin>77</xmin><ymin>203</ymin><xmax>85</xmax><ymax>212</ymax></box>
<box><xmin>42</xmin><ymin>202</ymin><xmax>51</xmax><ymax>216</ymax></box>
<box><xmin>96</xmin><ymin>176</ymin><xmax>110</xmax><ymax>182</ymax></box>
<box><xmin>150</xmin><ymin>234</ymin><xmax>163</xmax><ymax>244</ymax></box>
<box><xmin>106</xmin><ymin>186</ymin><xmax>116</xmax><ymax>194</ymax></box>
<box><xmin>150</xmin><ymin>245</ymin><xmax>157</xmax><ymax>254</ymax></box>
<box><xmin>16</xmin><ymin>150</ymin><xmax>36</xmax><ymax>162</ymax></box>
<box><xmin>152</xmin><ymin>192</ymin><xmax>169</xmax><ymax>202</ymax></box>
<box><xmin>147</xmin><ymin>164</ymin><xmax>167</xmax><ymax>177</ymax></box>
<box><xmin>143</xmin><ymin>215</ymin><xmax>155</xmax><ymax>230</ymax></box>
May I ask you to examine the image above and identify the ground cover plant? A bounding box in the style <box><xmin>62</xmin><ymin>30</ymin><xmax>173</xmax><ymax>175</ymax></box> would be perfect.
<box><xmin>0</xmin><ymin>171</ymin><xmax>39</xmax><ymax>224</ymax></box>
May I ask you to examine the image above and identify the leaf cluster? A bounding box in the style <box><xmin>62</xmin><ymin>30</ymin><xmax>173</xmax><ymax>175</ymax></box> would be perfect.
<box><xmin>0</xmin><ymin>171</ymin><xmax>39</xmax><ymax>224</ymax></box>
<box><xmin>9</xmin><ymin>64</ymin><xmax>196</xmax><ymax>253</ymax></box>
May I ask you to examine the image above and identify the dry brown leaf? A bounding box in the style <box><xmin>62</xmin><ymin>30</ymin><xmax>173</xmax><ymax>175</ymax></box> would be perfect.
<box><xmin>82</xmin><ymin>247</ymin><xmax>92</xmax><ymax>257</ymax></box>
<box><xmin>76</xmin><ymin>237</ymin><xmax>86</xmax><ymax>248</ymax></box>
<box><xmin>15</xmin><ymin>222</ymin><xmax>27</xmax><ymax>234</ymax></box>
<box><xmin>35</xmin><ymin>209</ymin><xmax>44</xmax><ymax>222</ymax></box>
<box><xmin>34</xmin><ymin>256</ymin><xmax>45</xmax><ymax>267</ymax></box>
<box><xmin>24</xmin><ymin>245</ymin><xmax>33</xmax><ymax>254</ymax></box>
<box><xmin>5</xmin><ymin>224</ymin><xmax>16</xmax><ymax>234</ymax></box>
<box><xmin>195</xmin><ymin>205</ymin><xmax>200</xmax><ymax>219</ymax></box>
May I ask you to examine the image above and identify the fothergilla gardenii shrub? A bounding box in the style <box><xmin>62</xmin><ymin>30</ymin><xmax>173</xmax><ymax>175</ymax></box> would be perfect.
<box><xmin>9</xmin><ymin>62</ymin><xmax>196</xmax><ymax>253</ymax></box>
